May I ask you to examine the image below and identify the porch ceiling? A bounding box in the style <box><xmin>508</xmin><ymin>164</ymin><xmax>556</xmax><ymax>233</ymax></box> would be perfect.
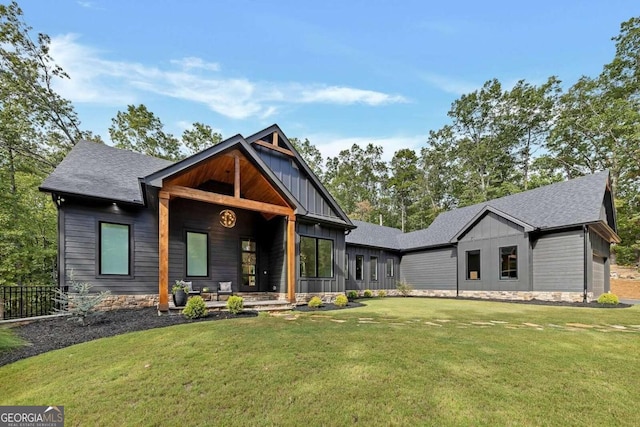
<box><xmin>165</xmin><ymin>149</ymin><xmax>289</xmax><ymax>208</ymax></box>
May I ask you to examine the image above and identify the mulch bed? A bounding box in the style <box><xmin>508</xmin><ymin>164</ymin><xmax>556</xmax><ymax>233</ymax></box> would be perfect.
<box><xmin>0</xmin><ymin>308</ymin><xmax>257</xmax><ymax>367</ymax></box>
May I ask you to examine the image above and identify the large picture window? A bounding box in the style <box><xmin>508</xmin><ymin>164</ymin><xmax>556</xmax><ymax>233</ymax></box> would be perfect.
<box><xmin>99</xmin><ymin>222</ymin><xmax>130</xmax><ymax>275</ymax></box>
<box><xmin>500</xmin><ymin>246</ymin><xmax>518</xmax><ymax>279</ymax></box>
<box><xmin>355</xmin><ymin>255</ymin><xmax>364</xmax><ymax>280</ymax></box>
<box><xmin>370</xmin><ymin>256</ymin><xmax>378</xmax><ymax>281</ymax></box>
<box><xmin>466</xmin><ymin>250</ymin><xmax>480</xmax><ymax>280</ymax></box>
<box><xmin>186</xmin><ymin>231</ymin><xmax>208</xmax><ymax>277</ymax></box>
<box><xmin>300</xmin><ymin>236</ymin><xmax>333</xmax><ymax>278</ymax></box>
<box><xmin>386</xmin><ymin>258</ymin><xmax>394</xmax><ymax>277</ymax></box>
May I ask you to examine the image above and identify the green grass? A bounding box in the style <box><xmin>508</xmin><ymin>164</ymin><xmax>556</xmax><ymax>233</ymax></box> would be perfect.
<box><xmin>1</xmin><ymin>298</ymin><xmax>639</xmax><ymax>426</ymax></box>
<box><xmin>0</xmin><ymin>327</ymin><xmax>24</xmax><ymax>353</ymax></box>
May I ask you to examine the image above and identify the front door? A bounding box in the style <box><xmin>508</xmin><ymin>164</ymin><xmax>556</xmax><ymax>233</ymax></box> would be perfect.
<box><xmin>240</xmin><ymin>238</ymin><xmax>258</xmax><ymax>292</ymax></box>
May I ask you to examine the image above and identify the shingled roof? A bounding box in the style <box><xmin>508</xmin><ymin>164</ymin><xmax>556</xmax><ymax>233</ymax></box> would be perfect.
<box><xmin>345</xmin><ymin>220</ymin><xmax>404</xmax><ymax>250</ymax></box>
<box><xmin>40</xmin><ymin>141</ymin><xmax>172</xmax><ymax>204</ymax></box>
<box><xmin>348</xmin><ymin>171</ymin><xmax>614</xmax><ymax>251</ymax></box>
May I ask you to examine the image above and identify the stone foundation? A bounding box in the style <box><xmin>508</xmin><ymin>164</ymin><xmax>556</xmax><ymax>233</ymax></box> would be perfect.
<box><xmin>295</xmin><ymin>292</ymin><xmax>345</xmax><ymax>305</ymax></box>
<box><xmin>89</xmin><ymin>294</ymin><xmax>159</xmax><ymax>311</ymax></box>
<box><xmin>457</xmin><ymin>290</ymin><xmax>592</xmax><ymax>303</ymax></box>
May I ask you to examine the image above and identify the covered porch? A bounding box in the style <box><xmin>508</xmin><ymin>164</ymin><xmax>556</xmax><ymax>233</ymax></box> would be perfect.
<box><xmin>146</xmin><ymin>136</ymin><xmax>300</xmax><ymax>312</ymax></box>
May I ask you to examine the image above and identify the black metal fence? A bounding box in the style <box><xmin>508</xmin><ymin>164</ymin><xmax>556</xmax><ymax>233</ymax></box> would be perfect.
<box><xmin>0</xmin><ymin>286</ymin><xmax>61</xmax><ymax>320</ymax></box>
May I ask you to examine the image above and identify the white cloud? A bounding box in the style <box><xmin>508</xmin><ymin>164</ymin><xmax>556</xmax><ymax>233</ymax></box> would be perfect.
<box><xmin>48</xmin><ymin>34</ymin><xmax>407</xmax><ymax>120</ymax></box>
<box><xmin>299</xmin><ymin>86</ymin><xmax>407</xmax><ymax>105</ymax></box>
<box><xmin>421</xmin><ymin>73</ymin><xmax>480</xmax><ymax>95</ymax></box>
<box><xmin>170</xmin><ymin>57</ymin><xmax>220</xmax><ymax>72</ymax></box>
<box><xmin>308</xmin><ymin>133</ymin><xmax>426</xmax><ymax>162</ymax></box>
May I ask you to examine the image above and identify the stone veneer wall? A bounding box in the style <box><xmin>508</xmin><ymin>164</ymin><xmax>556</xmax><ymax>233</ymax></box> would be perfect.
<box><xmin>457</xmin><ymin>291</ymin><xmax>591</xmax><ymax>303</ymax></box>
<box><xmin>76</xmin><ymin>289</ymin><xmax>593</xmax><ymax>311</ymax></box>
<box><xmin>90</xmin><ymin>294</ymin><xmax>159</xmax><ymax>311</ymax></box>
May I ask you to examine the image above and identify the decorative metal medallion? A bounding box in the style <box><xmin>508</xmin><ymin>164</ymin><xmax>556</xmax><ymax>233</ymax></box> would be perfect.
<box><xmin>220</xmin><ymin>209</ymin><xmax>236</xmax><ymax>228</ymax></box>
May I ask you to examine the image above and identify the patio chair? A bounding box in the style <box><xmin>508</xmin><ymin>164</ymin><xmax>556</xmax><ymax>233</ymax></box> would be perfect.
<box><xmin>217</xmin><ymin>281</ymin><xmax>233</xmax><ymax>301</ymax></box>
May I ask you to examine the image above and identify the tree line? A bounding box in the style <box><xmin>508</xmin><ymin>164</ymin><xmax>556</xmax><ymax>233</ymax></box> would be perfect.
<box><xmin>0</xmin><ymin>1</ymin><xmax>638</xmax><ymax>288</ymax></box>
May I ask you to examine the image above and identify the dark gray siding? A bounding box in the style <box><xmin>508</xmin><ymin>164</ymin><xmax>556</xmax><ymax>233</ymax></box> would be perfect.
<box><xmin>61</xmin><ymin>200</ymin><xmax>158</xmax><ymax>294</ymax></box>
<box><xmin>268</xmin><ymin>217</ymin><xmax>287</xmax><ymax>293</ymax></box>
<box><xmin>255</xmin><ymin>146</ymin><xmax>340</xmax><ymax>219</ymax></box>
<box><xmin>345</xmin><ymin>245</ymin><xmax>400</xmax><ymax>291</ymax></box>
<box><xmin>587</xmin><ymin>229</ymin><xmax>610</xmax><ymax>293</ymax></box>
<box><xmin>459</xmin><ymin>212</ymin><xmax>523</xmax><ymax>241</ymax></box>
<box><xmin>169</xmin><ymin>198</ymin><xmax>281</xmax><ymax>293</ymax></box>
<box><xmin>458</xmin><ymin>213</ymin><xmax>530</xmax><ymax>291</ymax></box>
<box><xmin>401</xmin><ymin>247</ymin><xmax>457</xmax><ymax>290</ymax></box>
<box><xmin>297</xmin><ymin>222</ymin><xmax>345</xmax><ymax>293</ymax></box>
<box><xmin>532</xmin><ymin>229</ymin><xmax>584</xmax><ymax>292</ymax></box>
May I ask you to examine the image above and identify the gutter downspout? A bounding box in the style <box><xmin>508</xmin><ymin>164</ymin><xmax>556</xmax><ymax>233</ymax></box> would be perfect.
<box><xmin>583</xmin><ymin>225</ymin><xmax>588</xmax><ymax>303</ymax></box>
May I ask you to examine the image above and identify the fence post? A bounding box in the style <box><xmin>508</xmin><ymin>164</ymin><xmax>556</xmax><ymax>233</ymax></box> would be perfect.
<box><xmin>0</xmin><ymin>296</ymin><xmax>4</xmax><ymax>320</ymax></box>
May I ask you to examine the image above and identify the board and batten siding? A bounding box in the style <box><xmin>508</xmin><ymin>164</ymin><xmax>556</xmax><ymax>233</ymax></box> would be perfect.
<box><xmin>457</xmin><ymin>212</ymin><xmax>530</xmax><ymax>291</ymax></box>
<box><xmin>345</xmin><ymin>245</ymin><xmax>400</xmax><ymax>291</ymax></box>
<box><xmin>458</xmin><ymin>211</ymin><xmax>523</xmax><ymax>241</ymax></box>
<box><xmin>532</xmin><ymin>229</ymin><xmax>584</xmax><ymax>292</ymax></box>
<box><xmin>297</xmin><ymin>222</ymin><xmax>345</xmax><ymax>294</ymax></box>
<box><xmin>61</xmin><ymin>200</ymin><xmax>159</xmax><ymax>295</ymax></box>
<box><xmin>268</xmin><ymin>217</ymin><xmax>287</xmax><ymax>293</ymax></box>
<box><xmin>255</xmin><ymin>145</ymin><xmax>340</xmax><ymax>219</ymax></box>
<box><xmin>587</xmin><ymin>228</ymin><xmax>610</xmax><ymax>294</ymax></box>
<box><xmin>169</xmin><ymin>198</ymin><xmax>281</xmax><ymax>293</ymax></box>
<box><xmin>400</xmin><ymin>247</ymin><xmax>457</xmax><ymax>290</ymax></box>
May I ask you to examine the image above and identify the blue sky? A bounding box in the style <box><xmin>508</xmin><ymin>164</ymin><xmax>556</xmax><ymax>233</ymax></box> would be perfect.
<box><xmin>21</xmin><ymin>0</ymin><xmax>639</xmax><ymax>160</ymax></box>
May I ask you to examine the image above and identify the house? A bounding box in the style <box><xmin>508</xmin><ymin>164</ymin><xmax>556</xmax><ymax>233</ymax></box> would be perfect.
<box><xmin>40</xmin><ymin>125</ymin><xmax>619</xmax><ymax>310</ymax></box>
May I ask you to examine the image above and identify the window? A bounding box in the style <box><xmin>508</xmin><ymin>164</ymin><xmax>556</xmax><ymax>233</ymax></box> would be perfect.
<box><xmin>345</xmin><ymin>253</ymin><xmax>349</xmax><ymax>278</ymax></box>
<box><xmin>386</xmin><ymin>258</ymin><xmax>394</xmax><ymax>277</ymax></box>
<box><xmin>355</xmin><ymin>255</ymin><xmax>364</xmax><ymax>280</ymax></box>
<box><xmin>300</xmin><ymin>236</ymin><xmax>333</xmax><ymax>278</ymax></box>
<box><xmin>500</xmin><ymin>246</ymin><xmax>518</xmax><ymax>279</ymax></box>
<box><xmin>370</xmin><ymin>256</ymin><xmax>378</xmax><ymax>281</ymax></box>
<box><xmin>99</xmin><ymin>222</ymin><xmax>130</xmax><ymax>275</ymax></box>
<box><xmin>466</xmin><ymin>250</ymin><xmax>480</xmax><ymax>280</ymax></box>
<box><xmin>186</xmin><ymin>231</ymin><xmax>208</xmax><ymax>277</ymax></box>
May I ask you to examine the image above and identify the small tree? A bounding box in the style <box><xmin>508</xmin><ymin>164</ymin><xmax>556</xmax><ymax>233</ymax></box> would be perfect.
<box><xmin>55</xmin><ymin>279</ymin><xmax>110</xmax><ymax>325</ymax></box>
<box><xmin>396</xmin><ymin>280</ymin><xmax>413</xmax><ymax>297</ymax></box>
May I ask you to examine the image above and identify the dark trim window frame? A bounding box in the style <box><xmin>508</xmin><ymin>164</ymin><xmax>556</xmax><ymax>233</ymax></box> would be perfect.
<box><xmin>370</xmin><ymin>256</ymin><xmax>378</xmax><ymax>281</ymax></box>
<box><xmin>355</xmin><ymin>255</ymin><xmax>364</xmax><ymax>281</ymax></box>
<box><xmin>98</xmin><ymin>221</ymin><xmax>132</xmax><ymax>277</ymax></box>
<box><xmin>185</xmin><ymin>230</ymin><xmax>209</xmax><ymax>278</ymax></box>
<box><xmin>499</xmin><ymin>246</ymin><xmax>518</xmax><ymax>280</ymax></box>
<box><xmin>466</xmin><ymin>250</ymin><xmax>480</xmax><ymax>280</ymax></box>
<box><xmin>386</xmin><ymin>258</ymin><xmax>394</xmax><ymax>277</ymax></box>
<box><xmin>300</xmin><ymin>236</ymin><xmax>334</xmax><ymax>278</ymax></box>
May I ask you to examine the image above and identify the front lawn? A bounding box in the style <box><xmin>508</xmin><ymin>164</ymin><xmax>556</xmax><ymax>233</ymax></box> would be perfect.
<box><xmin>1</xmin><ymin>298</ymin><xmax>639</xmax><ymax>426</ymax></box>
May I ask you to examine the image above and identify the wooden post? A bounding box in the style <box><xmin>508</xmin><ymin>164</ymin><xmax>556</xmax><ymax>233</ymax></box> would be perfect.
<box><xmin>158</xmin><ymin>192</ymin><xmax>170</xmax><ymax>312</ymax></box>
<box><xmin>234</xmin><ymin>154</ymin><xmax>240</xmax><ymax>198</ymax></box>
<box><xmin>273</xmin><ymin>132</ymin><xmax>278</xmax><ymax>146</ymax></box>
<box><xmin>286</xmin><ymin>215</ymin><xmax>296</xmax><ymax>303</ymax></box>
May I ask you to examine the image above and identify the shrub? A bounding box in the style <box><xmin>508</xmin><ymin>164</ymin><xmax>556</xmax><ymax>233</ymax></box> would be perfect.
<box><xmin>597</xmin><ymin>292</ymin><xmax>619</xmax><ymax>305</ymax></box>
<box><xmin>308</xmin><ymin>296</ymin><xmax>323</xmax><ymax>308</ymax></box>
<box><xmin>334</xmin><ymin>295</ymin><xmax>348</xmax><ymax>307</ymax></box>
<box><xmin>377</xmin><ymin>290</ymin><xmax>387</xmax><ymax>298</ymax></box>
<box><xmin>396</xmin><ymin>280</ymin><xmax>413</xmax><ymax>297</ymax></box>
<box><xmin>226</xmin><ymin>296</ymin><xmax>244</xmax><ymax>314</ymax></box>
<box><xmin>55</xmin><ymin>278</ymin><xmax>110</xmax><ymax>326</ymax></box>
<box><xmin>363</xmin><ymin>289</ymin><xmax>373</xmax><ymax>298</ymax></box>
<box><xmin>346</xmin><ymin>290</ymin><xmax>358</xmax><ymax>300</ymax></box>
<box><xmin>182</xmin><ymin>296</ymin><xmax>207</xmax><ymax>319</ymax></box>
